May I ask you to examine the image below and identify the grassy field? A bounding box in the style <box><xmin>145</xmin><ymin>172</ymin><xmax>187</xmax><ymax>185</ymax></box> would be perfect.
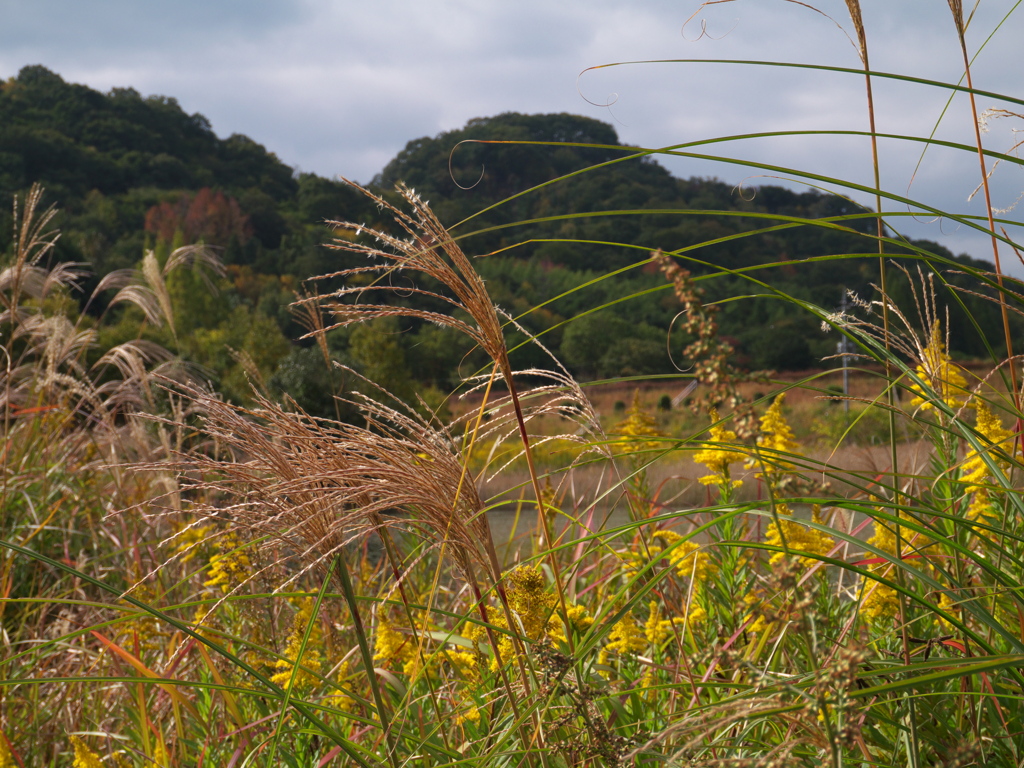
<box><xmin>4</xmin><ymin>2</ymin><xmax>1024</xmax><ymax>766</ymax></box>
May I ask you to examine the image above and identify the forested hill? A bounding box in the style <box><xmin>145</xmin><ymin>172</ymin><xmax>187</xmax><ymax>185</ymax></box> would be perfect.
<box><xmin>0</xmin><ymin>65</ymin><xmax>1008</xmax><ymax>414</ymax></box>
<box><xmin>0</xmin><ymin>65</ymin><xmax>375</xmax><ymax>278</ymax></box>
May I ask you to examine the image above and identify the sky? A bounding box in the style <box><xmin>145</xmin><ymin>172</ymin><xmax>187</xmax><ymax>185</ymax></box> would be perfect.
<box><xmin>2</xmin><ymin>0</ymin><xmax>1022</xmax><ymax>273</ymax></box>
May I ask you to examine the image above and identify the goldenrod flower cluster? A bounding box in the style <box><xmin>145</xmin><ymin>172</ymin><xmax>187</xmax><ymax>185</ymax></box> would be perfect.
<box><xmin>742</xmin><ymin>589</ymin><xmax>771</xmax><ymax>635</ymax></box>
<box><xmin>547</xmin><ymin>603</ymin><xmax>595</xmax><ymax>644</ymax></box>
<box><xmin>505</xmin><ymin>564</ymin><xmax>556</xmax><ymax>639</ymax></box>
<box><xmin>271</xmin><ymin>597</ymin><xmax>324</xmax><ymax>689</ymax></box>
<box><xmin>962</xmin><ymin>400</ymin><xmax>1015</xmax><ymax>522</ymax></box>
<box><xmin>375</xmin><ymin>611</ymin><xmax>477</xmax><ymax>681</ymax></box>
<box><xmin>70</xmin><ymin>735</ymin><xmax>104</xmax><ymax>768</ymax></box>
<box><xmin>764</xmin><ymin>505</ymin><xmax>834</xmax><ymax>569</ymax></box>
<box><xmin>909</xmin><ymin>322</ymin><xmax>969</xmax><ymax>412</ymax></box>
<box><xmin>170</xmin><ymin>520</ymin><xmax>216</xmax><ymax>564</ymax></box>
<box><xmin>203</xmin><ymin>533</ymin><xmax>252</xmax><ymax>594</ymax></box>
<box><xmin>325</xmin><ymin>661</ymin><xmax>355</xmax><ymax>712</ymax></box>
<box><xmin>456</xmin><ymin>705</ymin><xmax>482</xmax><ymax>725</ymax></box>
<box><xmin>463</xmin><ymin>565</ymin><xmax>592</xmax><ymax>671</ymax></box>
<box><xmin>0</xmin><ymin>734</ymin><xmax>12</xmax><ymax>768</ymax></box>
<box><xmin>937</xmin><ymin>589</ymin><xmax>962</xmax><ymax>632</ymax></box>
<box><xmin>754</xmin><ymin>394</ymin><xmax>799</xmax><ymax>474</ymax></box>
<box><xmin>622</xmin><ymin>530</ymin><xmax>715</xmax><ymax>627</ymax></box>
<box><xmin>653</xmin><ymin>530</ymin><xmax>717</xmax><ymax>583</ymax></box>
<box><xmin>613</xmin><ymin>390</ymin><xmax>667</xmax><ymax>457</ymax></box>
<box><xmin>374</xmin><ymin>614</ymin><xmax>413</xmax><ymax>668</ymax></box>
<box><xmin>603</xmin><ymin>613</ymin><xmax>646</xmax><ymax>658</ymax></box>
<box><xmin>693</xmin><ymin>409</ymin><xmax>747</xmax><ymax>488</ymax></box>
<box><xmin>644</xmin><ymin>600</ymin><xmax>686</xmax><ymax>646</ymax></box>
<box><xmin>860</xmin><ymin>516</ymin><xmax>901</xmax><ymax>625</ymax></box>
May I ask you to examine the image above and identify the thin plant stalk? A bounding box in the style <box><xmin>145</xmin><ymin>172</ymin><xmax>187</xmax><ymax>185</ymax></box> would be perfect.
<box><xmin>846</xmin><ymin>2</ymin><xmax>920</xmax><ymax>762</ymax></box>
<box><xmin>949</xmin><ymin>0</ymin><xmax>1019</xmax><ymax>410</ymax></box>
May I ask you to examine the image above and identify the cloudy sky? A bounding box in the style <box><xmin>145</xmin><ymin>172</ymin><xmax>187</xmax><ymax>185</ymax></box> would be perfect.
<box><xmin>2</xmin><ymin>0</ymin><xmax>1022</xmax><ymax>272</ymax></box>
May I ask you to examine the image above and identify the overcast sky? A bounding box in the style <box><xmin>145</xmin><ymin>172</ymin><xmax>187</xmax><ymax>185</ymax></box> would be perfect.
<box><xmin>2</xmin><ymin>0</ymin><xmax>1022</xmax><ymax>273</ymax></box>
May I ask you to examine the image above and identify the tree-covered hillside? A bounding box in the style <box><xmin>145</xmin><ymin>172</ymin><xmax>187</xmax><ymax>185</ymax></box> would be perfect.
<box><xmin>0</xmin><ymin>66</ymin><xmax>1010</xmax><ymax>416</ymax></box>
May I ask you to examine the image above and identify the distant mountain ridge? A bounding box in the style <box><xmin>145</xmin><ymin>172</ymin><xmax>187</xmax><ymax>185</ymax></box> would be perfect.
<box><xmin>0</xmin><ymin>66</ymin><xmax>1008</xmax><ymax>380</ymax></box>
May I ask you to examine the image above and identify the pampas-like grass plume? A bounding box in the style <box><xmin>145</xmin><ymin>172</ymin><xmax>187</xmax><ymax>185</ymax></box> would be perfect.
<box><xmin>169</xmin><ymin>382</ymin><xmax>494</xmax><ymax>585</ymax></box>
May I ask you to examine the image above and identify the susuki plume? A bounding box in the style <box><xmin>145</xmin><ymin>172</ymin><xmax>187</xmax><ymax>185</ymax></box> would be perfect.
<box><xmin>164</xmin><ymin>382</ymin><xmax>494</xmax><ymax>583</ymax></box>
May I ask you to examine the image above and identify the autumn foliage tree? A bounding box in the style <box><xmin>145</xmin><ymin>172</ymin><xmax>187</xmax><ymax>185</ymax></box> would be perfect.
<box><xmin>144</xmin><ymin>187</ymin><xmax>252</xmax><ymax>246</ymax></box>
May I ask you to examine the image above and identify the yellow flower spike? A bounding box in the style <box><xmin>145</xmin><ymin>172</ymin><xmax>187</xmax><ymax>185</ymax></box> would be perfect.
<box><xmin>546</xmin><ymin>602</ymin><xmax>594</xmax><ymax>643</ymax></box>
<box><xmin>326</xmin><ymin>661</ymin><xmax>355</xmax><ymax>712</ymax></box>
<box><xmin>966</xmin><ymin>488</ymin><xmax>995</xmax><ymax>523</ymax></box>
<box><xmin>654</xmin><ymin>530</ymin><xmax>717</xmax><ymax>583</ymax></box>
<box><xmin>605</xmin><ymin>613</ymin><xmax>647</xmax><ymax>656</ymax></box>
<box><xmin>937</xmin><ymin>589</ymin><xmax>962</xmax><ymax>632</ymax></box>
<box><xmin>271</xmin><ymin>597</ymin><xmax>324</xmax><ymax>689</ymax></box>
<box><xmin>505</xmin><ymin>565</ymin><xmax>556</xmax><ymax>640</ymax></box>
<box><xmin>0</xmin><ymin>734</ymin><xmax>13</xmax><ymax>768</ymax></box>
<box><xmin>962</xmin><ymin>400</ymin><xmax>1014</xmax><ymax>491</ymax></box>
<box><xmin>764</xmin><ymin>504</ymin><xmax>834</xmax><ymax>569</ymax></box>
<box><xmin>170</xmin><ymin>520</ymin><xmax>216</xmax><ymax>564</ymax></box>
<box><xmin>203</xmin><ymin>533</ymin><xmax>252</xmax><ymax>594</ymax></box>
<box><xmin>444</xmin><ymin>649</ymin><xmax>479</xmax><ymax>680</ymax></box>
<box><xmin>153</xmin><ymin>740</ymin><xmax>169</xmax><ymax>768</ymax></box>
<box><xmin>644</xmin><ymin>600</ymin><xmax>677</xmax><ymax>646</ymax></box>
<box><xmin>909</xmin><ymin>321</ymin><xmax>969</xmax><ymax>412</ymax></box>
<box><xmin>685</xmin><ymin>601</ymin><xmax>708</xmax><ymax>627</ymax></box>
<box><xmin>754</xmin><ymin>394</ymin><xmax>799</xmax><ymax>473</ymax></box>
<box><xmin>742</xmin><ymin>590</ymin><xmax>771</xmax><ymax>635</ymax></box>
<box><xmin>70</xmin><ymin>735</ymin><xmax>104</xmax><ymax>768</ymax></box>
<box><xmin>613</xmin><ymin>390</ymin><xmax>667</xmax><ymax>456</ymax></box>
<box><xmin>693</xmin><ymin>409</ymin><xmax>747</xmax><ymax>488</ymax></box>
<box><xmin>859</xmin><ymin>515</ymin><xmax>901</xmax><ymax>626</ymax></box>
<box><xmin>374</xmin><ymin>614</ymin><xmax>413</xmax><ymax>666</ymax></box>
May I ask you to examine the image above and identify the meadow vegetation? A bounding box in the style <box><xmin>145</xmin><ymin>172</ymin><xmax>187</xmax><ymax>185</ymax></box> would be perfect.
<box><xmin>3</xmin><ymin>1</ymin><xmax>1024</xmax><ymax>766</ymax></box>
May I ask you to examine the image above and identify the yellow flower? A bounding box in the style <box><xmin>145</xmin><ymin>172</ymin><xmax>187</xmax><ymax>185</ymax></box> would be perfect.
<box><xmin>909</xmin><ymin>322</ymin><xmax>969</xmax><ymax>412</ymax></box>
<box><xmin>506</xmin><ymin>565</ymin><xmax>556</xmax><ymax>640</ymax></box>
<box><xmin>936</xmin><ymin>589</ymin><xmax>961</xmax><ymax>632</ymax></box>
<box><xmin>326</xmin><ymin>661</ymin><xmax>355</xmax><ymax>712</ymax></box>
<box><xmin>860</xmin><ymin>516</ymin><xmax>901</xmax><ymax>625</ymax></box>
<box><xmin>116</xmin><ymin>578</ymin><xmax>168</xmax><ymax>656</ymax></box>
<box><xmin>613</xmin><ymin>390</ymin><xmax>667</xmax><ymax>456</ymax></box>
<box><xmin>203</xmin><ymin>533</ymin><xmax>252</xmax><ymax>594</ymax></box>
<box><xmin>966</xmin><ymin>488</ymin><xmax>995</xmax><ymax>523</ymax></box>
<box><xmin>685</xmin><ymin>601</ymin><xmax>708</xmax><ymax>626</ymax></box>
<box><xmin>693</xmin><ymin>409</ymin><xmax>746</xmax><ymax>487</ymax></box>
<box><xmin>764</xmin><ymin>505</ymin><xmax>834</xmax><ymax>569</ymax></box>
<box><xmin>374</xmin><ymin>614</ymin><xmax>413</xmax><ymax>666</ymax></box>
<box><xmin>170</xmin><ymin>520</ymin><xmax>216</xmax><ymax>564</ymax></box>
<box><xmin>456</xmin><ymin>704</ymin><xmax>482</xmax><ymax>725</ymax></box>
<box><xmin>546</xmin><ymin>602</ymin><xmax>594</xmax><ymax>643</ymax></box>
<box><xmin>271</xmin><ymin>598</ymin><xmax>324</xmax><ymax>689</ymax></box>
<box><xmin>654</xmin><ymin>530</ymin><xmax>717</xmax><ymax>583</ymax></box>
<box><xmin>153</xmin><ymin>740</ymin><xmax>169</xmax><ymax>768</ymax></box>
<box><xmin>638</xmin><ymin>666</ymin><xmax>658</xmax><ymax>699</ymax></box>
<box><xmin>644</xmin><ymin>600</ymin><xmax>685</xmax><ymax>646</ymax></box>
<box><xmin>753</xmin><ymin>394</ymin><xmax>799</xmax><ymax>474</ymax></box>
<box><xmin>444</xmin><ymin>649</ymin><xmax>479</xmax><ymax>680</ymax></box>
<box><xmin>742</xmin><ymin>590</ymin><xmax>771</xmax><ymax>635</ymax></box>
<box><xmin>0</xmin><ymin>735</ymin><xmax>14</xmax><ymax>768</ymax></box>
<box><xmin>70</xmin><ymin>736</ymin><xmax>103</xmax><ymax>768</ymax></box>
<box><xmin>962</xmin><ymin>400</ymin><xmax>1014</xmax><ymax>492</ymax></box>
<box><xmin>605</xmin><ymin>613</ymin><xmax>647</xmax><ymax>656</ymax></box>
